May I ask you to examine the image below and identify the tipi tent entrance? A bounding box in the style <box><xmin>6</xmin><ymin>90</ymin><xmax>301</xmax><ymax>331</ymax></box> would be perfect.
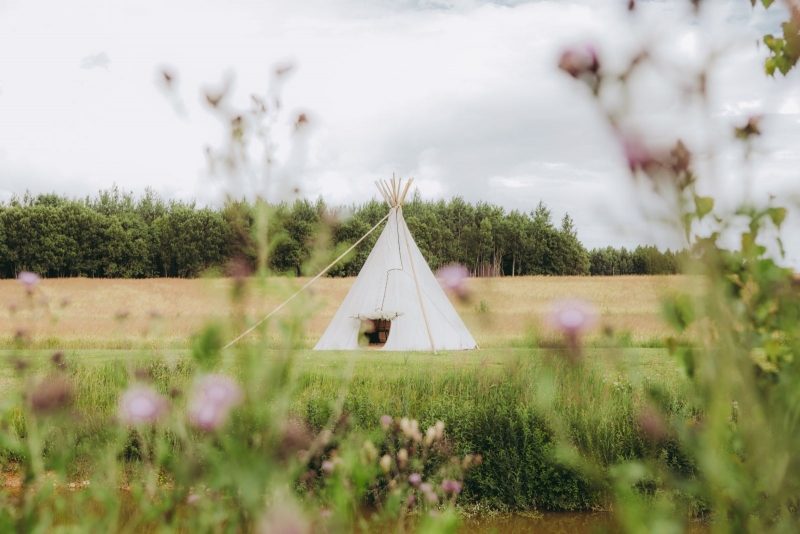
<box><xmin>363</xmin><ymin>319</ymin><xmax>392</xmax><ymax>348</ymax></box>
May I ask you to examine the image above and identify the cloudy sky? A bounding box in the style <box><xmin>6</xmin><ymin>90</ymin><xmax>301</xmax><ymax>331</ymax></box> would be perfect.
<box><xmin>1</xmin><ymin>0</ymin><xmax>798</xmax><ymax>266</ymax></box>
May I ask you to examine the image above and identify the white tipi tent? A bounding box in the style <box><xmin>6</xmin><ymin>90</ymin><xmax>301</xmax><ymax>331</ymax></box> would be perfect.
<box><xmin>314</xmin><ymin>177</ymin><xmax>477</xmax><ymax>352</ymax></box>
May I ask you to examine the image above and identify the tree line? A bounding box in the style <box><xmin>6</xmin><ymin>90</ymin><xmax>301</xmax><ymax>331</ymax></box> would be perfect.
<box><xmin>0</xmin><ymin>187</ymin><xmax>684</xmax><ymax>279</ymax></box>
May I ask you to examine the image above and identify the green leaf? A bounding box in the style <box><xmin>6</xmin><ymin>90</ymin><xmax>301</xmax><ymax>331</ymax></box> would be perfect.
<box><xmin>694</xmin><ymin>196</ymin><xmax>714</xmax><ymax>220</ymax></box>
<box><xmin>680</xmin><ymin>212</ymin><xmax>693</xmax><ymax>241</ymax></box>
<box><xmin>762</xmin><ymin>0</ymin><xmax>774</xmax><ymax>7</ymax></box>
<box><xmin>766</xmin><ymin>58</ymin><xmax>777</xmax><ymax>76</ymax></box>
<box><xmin>191</xmin><ymin>322</ymin><xmax>224</xmax><ymax>370</ymax></box>
<box><xmin>676</xmin><ymin>347</ymin><xmax>696</xmax><ymax>379</ymax></box>
<box><xmin>777</xmin><ymin>56</ymin><xmax>791</xmax><ymax>75</ymax></box>
<box><xmin>662</xmin><ymin>294</ymin><xmax>695</xmax><ymax>332</ymax></box>
<box><xmin>767</xmin><ymin>206</ymin><xmax>787</xmax><ymax>228</ymax></box>
<box><xmin>742</xmin><ymin>232</ymin><xmax>767</xmax><ymax>257</ymax></box>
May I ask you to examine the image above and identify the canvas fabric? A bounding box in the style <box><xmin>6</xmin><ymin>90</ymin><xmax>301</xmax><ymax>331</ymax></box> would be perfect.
<box><xmin>314</xmin><ymin>207</ymin><xmax>477</xmax><ymax>351</ymax></box>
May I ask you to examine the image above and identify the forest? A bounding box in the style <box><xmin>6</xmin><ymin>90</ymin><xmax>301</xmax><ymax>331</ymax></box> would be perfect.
<box><xmin>0</xmin><ymin>187</ymin><xmax>684</xmax><ymax>279</ymax></box>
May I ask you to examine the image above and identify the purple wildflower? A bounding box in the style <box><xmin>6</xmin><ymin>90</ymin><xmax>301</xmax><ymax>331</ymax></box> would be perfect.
<box><xmin>441</xmin><ymin>479</ymin><xmax>462</xmax><ymax>495</ymax></box>
<box><xmin>17</xmin><ymin>271</ymin><xmax>40</xmax><ymax>292</ymax></box>
<box><xmin>558</xmin><ymin>44</ymin><xmax>599</xmax><ymax>78</ymax></box>
<box><xmin>436</xmin><ymin>264</ymin><xmax>470</xmax><ymax>300</ymax></box>
<box><xmin>188</xmin><ymin>374</ymin><xmax>244</xmax><ymax>432</ymax></box>
<box><xmin>621</xmin><ymin>134</ymin><xmax>655</xmax><ymax>173</ymax></box>
<box><xmin>548</xmin><ymin>299</ymin><xmax>597</xmax><ymax>338</ymax></box>
<box><xmin>29</xmin><ymin>377</ymin><xmax>73</xmax><ymax>414</ymax></box>
<box><xmin>321</xmin><ymin>460</ymin><xmax>335</xmax><ymax>474</ymax></box>
<box><xmin>380</xmin><ymin>414</ymin><xmax>393</xmax><ymax>431</ymax></box>
<box><xmin>409</xmin><ymin>473</ymin><xmax>422</xmax><ymax>487</ymax></box>
<box><xmin>548</xmin><ymin>299</ymin><xmax>597</xmax><ymax>357</ymax></box>
<box><xmin>118</xmin><ymin>385</ymin><xmax>168</xmax><ymax>425</ymax></box>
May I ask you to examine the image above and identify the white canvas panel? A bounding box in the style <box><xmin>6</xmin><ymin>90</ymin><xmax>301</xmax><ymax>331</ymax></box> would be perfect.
<box><xmin>313</xmin><ymin>206</ymin><xmax>477</xmax><ymax>352</ymax></box>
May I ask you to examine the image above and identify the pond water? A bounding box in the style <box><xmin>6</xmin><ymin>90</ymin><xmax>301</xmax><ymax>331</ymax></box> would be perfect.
<box><xmin>459</xmin><ymin>512</ymin><xmax>709</xmax><ymax>534</ymax></box>
<box><xmin>3</xmin><ymin>484</ymin><xmax>709</xmax><ymax>533</ymax></box>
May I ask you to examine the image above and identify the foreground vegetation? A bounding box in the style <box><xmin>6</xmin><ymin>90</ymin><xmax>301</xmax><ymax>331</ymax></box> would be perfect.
<box><xmin>1</xmin><ymin>347</ymin><xmax>693</xmax><ymax>515</ymax></box>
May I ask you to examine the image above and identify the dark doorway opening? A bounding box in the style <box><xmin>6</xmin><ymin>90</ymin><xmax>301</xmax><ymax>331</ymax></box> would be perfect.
<box><xmin>365</xmin><ymin>319</ymin><xmax>391</xmax><ymax>347</ymax></box>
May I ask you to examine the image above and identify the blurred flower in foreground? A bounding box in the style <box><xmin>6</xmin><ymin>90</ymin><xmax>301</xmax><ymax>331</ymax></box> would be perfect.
<box><xmin>258</xmin><ymin>498</ymin><xmax>310</xmax><ymax>534</ymax></box>
<box><xmin>437</xmin><ymin>264</ymin><xmax>471</xmax><ymax>301</ymax></box>
<box><xmin>188</xmin><ymin>374</ymin><xmax>244</xmax><ymax>431</ymax></box>
<box><xmin>548</xmin><ymin>299</ymin><xmax>597</xmax><ymax>354</ymax></box>
<box><xmin>621</xmin><ymin>134</ymin><xmax>655</xmax><ymax>174</ymax></box>
<box><xmin>637</xmin><ymin>406</ymin><xmax>669</xmax><ymax>443</ymax></box>
<box><xmin>17</xmin><ymin>271</ymin><xmax>41</xmax><ymax>293</ymax></box>
<box><xmin>735</xmin><ymin>115</ymin><xmax>762</xmax><ymax>140</ymax></box>
<box><xmin>558</xmin><ymin>44</ymin><xmax>600</xmax><ymax>93</ymax></box>
<box><xmin>380</xmin><ymin>414</ymin><xmax>393</xmax><ymax>431</ymax></box>
<box><xmin>380</xmin><ymin>454</ymin><xmax>392</xmax><ymax>473</ymax></box>
<box><xmin>29</xmin><ymin>377</ymin><xmax>73</xmax><ymax>414</ymax></box>
<box><xmin>441</xmin><ymin>479</ymin><xmax>462</xmax><ymax>495</ymax></box>
<box><xmin>118</xmin><ymin>385</ymin><xmax>168</xmax><ymax>425</ymax></box>
<box><xmin>321</xmin><ymin>460</ymin><xmax>334</xmax><ymax>474</ymax></box>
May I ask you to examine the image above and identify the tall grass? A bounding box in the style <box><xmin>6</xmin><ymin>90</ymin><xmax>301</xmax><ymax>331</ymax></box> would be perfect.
<box><xmin>2</xmin><ymin>347</ymin><xmax>695</xmax><ymax>512</ymax></box>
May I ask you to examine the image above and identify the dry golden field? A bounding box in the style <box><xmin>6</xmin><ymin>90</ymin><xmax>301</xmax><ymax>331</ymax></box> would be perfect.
<box><xmin>0</xmin><ymin>275</ymin><xmax>698</xmax><ymax>349</ymax></box>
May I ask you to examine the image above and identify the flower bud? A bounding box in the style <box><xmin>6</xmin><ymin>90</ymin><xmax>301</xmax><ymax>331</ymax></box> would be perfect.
<box><xmin>362</xmin><ymin>440</ymin><xmax>378</xmax><ymax>463</ymax></box>
<box><xmin>380</xmin><ymin>454</ymin><xmax>392</xmax><ymax>473</ymax></box>
<box><xmin>425</xmin><ymin>427</ymin><xmax>436</xmax><ymax>446</ymax></box>
<box><xmin>322</xmin><ymin>460</ymin><xmax>334</xmax><ymax>474</ymax></box>
<box><xmin>400</xmin><ymin>417</ymin><xmax>410</xmax><ymax>435</ymax></box>
<box><xmin>380</xmin><ymin>414</ymin><xmax>393</xmax><ymax>431</ymax></box>
<box><xmin>397</xmin><ymin>448</ymin><xmax>408</xmax><ymax>469</ymax></box>
<box><xmin>436</xmin><ymin>264</ymin><xmax>471</xmax><ymax>301</ymax></box>
<box><xmin>441</xmin><ymin>479</ymin><xmax>462</xmax><ymax>495</ymax></box>
<box><xmin>558</xmin><ymin>44</ymin><xmax>599</xmax><ymax>74</ymax></box>
<box><xmin>187</xmin><ymin>374</ymin><xmax>243</xmax><ymax>432</ymax></box>
<box><xmin>434</xmin><ymin>421</ymin><xmax>445</xmax><ymax>441</ymax></box>
<box><xmin>118</xmin><ymin>385</ymin><xmax>168</xmax><ymax>425</ymax></box>
<box><xmin>17</xmin><ymin>271</ymin><xmax>41</xmax><ymax>293</ymax></box>
<box><xmin>29</xmin><ymin>378</ymin><xmax>73</xmax><ymax>414</ymax></box>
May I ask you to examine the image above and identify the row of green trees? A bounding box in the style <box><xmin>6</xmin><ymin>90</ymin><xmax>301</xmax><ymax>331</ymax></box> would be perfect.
<box><xmin>0</xmin><ymin>187</ymin><xmax>683</xmax><ymax>279</ymax></box>
<box><xmin>587</xmin><ymin>246</ymin><xmax>685</xmax><ymax>276</ymax></box>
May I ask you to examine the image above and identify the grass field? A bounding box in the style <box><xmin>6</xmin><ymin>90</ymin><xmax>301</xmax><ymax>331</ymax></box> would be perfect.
<box><xmin>0</xmin><ymin>275</ymin><xmax>699</xmax><ymax>514</ymax></box>
<box><xmin>0</xmin><ymin>275</ymin><xmax>697</xmax><ymax>349</ymax></box>
<box><xmin>0</xmin><ymin>347</ymin><xmax>682</xmax><ymax>394</ymax></box>
<box><xmin>0</xmin><ymin>345</ymin><xmax>693</xmax><ymax>511</ymax></box>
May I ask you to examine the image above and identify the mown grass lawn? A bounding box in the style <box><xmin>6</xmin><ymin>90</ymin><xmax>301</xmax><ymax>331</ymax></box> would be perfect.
<box><xmin>0</xmin><ymin>347</ymin><xmax>679</xmax><ymax>385</ymax></box>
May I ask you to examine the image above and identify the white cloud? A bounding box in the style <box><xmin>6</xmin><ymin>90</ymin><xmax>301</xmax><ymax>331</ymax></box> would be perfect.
<box><xmin>0</xmin><ymin>0</ymin><xmax>798</xmax><ymax>266</ymax></box>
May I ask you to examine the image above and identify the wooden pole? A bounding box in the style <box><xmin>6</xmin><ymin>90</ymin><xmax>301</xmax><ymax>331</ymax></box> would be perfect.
<box><xmin>378</xmin><ymin>181</ymin><xmax>394</xmax><ymax>207</ymax></box>
<box><xmin>374</xmin><ymin>181</ymin><xmax>392</xmax><ymax>205</ymax></box>
<box><xmin>399</xmin><ymin>207</ymin><xmax>437</xmax><ymax>354</ymax></box>
<box><xmin>400</xmin><ymin>177</ymin><xmax>414</xmax><ymax>204</ymax></box>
